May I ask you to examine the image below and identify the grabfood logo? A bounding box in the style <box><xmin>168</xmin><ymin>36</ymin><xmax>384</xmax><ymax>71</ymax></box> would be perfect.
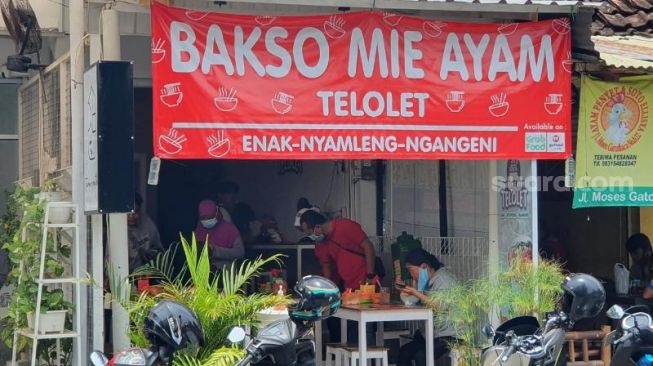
<box><xmin>590</xmin><ymin>86</ymin><xmax>649</xmax><ymax>152</ymax></box>
<box><xmin>525</xmin><ymin>133</ymin><xmax>546</xmax><ymax>152</ymax></box>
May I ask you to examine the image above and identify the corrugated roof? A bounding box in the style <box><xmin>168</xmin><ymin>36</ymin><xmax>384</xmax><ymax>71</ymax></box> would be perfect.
<box><xmin>592</xmin><ymin>35</ymin><xmax>653</xmax><ymax>71</ymax></box>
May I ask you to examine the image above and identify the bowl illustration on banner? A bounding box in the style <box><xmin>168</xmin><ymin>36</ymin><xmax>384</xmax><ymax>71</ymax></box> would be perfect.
<box><xmin>214</xmin><ymin>87</ymin><xmax>238</xmax><ymax>112</ymax></box>
<box><xmin>324</xmin><ymin>16</ymin><xmax>346</xmax><ymax>39</ymax></box>
<box><xmin>422</xmin><ymin>21</ymin><xmax>446</xmax><ymax>38</ymax></box>
<box><xmin>158</xmin><ymin>129</ymin><xmax>187</xmax><ymax>155</ymax></box>
<box><xmin>562</xmin><ymin>52</ymin><xmax>573</xmax><ymax>73</ymax></box>
<box><xmin>498</xmin><ymin>23</ymin><xmax>519</xmax><ymax>35</ymax></box>
<box><xmin>489</xmin><ymin>93</ymin><xmax>509</xmax><ymax>117</ymax></box>
<box><xmin>255</xmin><ymin>16</ymin><xmax>276</xmax><ymax>26</ymax></box>
<box><xmin>208</xmin><ymin>131</ymin><xmax>231</xmax><ymax>158</ymax></box>
<box><xmin>271</xmin><ymin>92</ymin><xmax>294</xmax><ymax>115</ymax></box>
<box><xmin>552</xmin><ymin>18</ymin><xmax>571</xmax><ymax>34</ymax></box>
<box><xmin>185</xmin><ymin>10</ymin><xmax>208</xmax><ymax>21</ymax></box>
<box><xmin>151</xmin><ymin>39</ymin><xmax>166</xmax><ymax>64</ymax></box>
<box><xmin>446</xmin><ymin>91</ymin><xmax>465</xmax><ymax>112</ymax></box>
<box><xmin>382</xmin><ymin>12</ymin><xmax>403</xmax><ymax>26</ymax></box>
<box><xmin>544</xmin><ymin>94</ymin><xmax>563</xmax><ymax>115</ymax></box>
<box><xmin>160</xmin><ymin>82</ymin><xmax>183</xmax><ymax>107</ymax></box>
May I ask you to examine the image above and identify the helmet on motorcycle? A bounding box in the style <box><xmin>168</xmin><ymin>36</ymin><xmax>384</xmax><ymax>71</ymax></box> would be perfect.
<box><xmin>143</xmin><ymin>300</ymin><xmax>205</xmax><ymax>354</ymax></box>
<box><xmin>288</xmin><ymin>275</ymin><xmax>341</xmax><ymax>322</ymax></box>
<box><xmin>561</xmin><ymin>273</ymin><xmax>606</xmax><ymax>323</ymax></box>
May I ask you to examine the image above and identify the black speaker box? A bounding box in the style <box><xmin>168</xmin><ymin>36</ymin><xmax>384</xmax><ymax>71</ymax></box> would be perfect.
<box><xmin>83</xmin><ymin>61</ymin><xmax>134</xmax><ymax>214</ymax></box>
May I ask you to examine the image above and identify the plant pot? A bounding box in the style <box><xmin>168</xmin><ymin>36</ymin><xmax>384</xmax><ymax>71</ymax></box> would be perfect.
<box><xmin>27</xmin><ymin>310</ymin><xmax>67</xmax><ymax>334</ymax></box>
<box><xmin>256</xmin><ymin>307</ymin><xmax>288</xmax><ymax>333</ymax></box>
<box><xmin>38</xmin><ymin>192</ymin><xmax>72</xmax><ymax>224</ymax></box>
<box><xmin>49</xmin><ymin>206</ymin><xmax>72</xmax><ymax>224</ymax></box>
<box><xmin>6</xmin><ymin>360</ymin><xmax>30</xmax><ymax>366</ymax></box>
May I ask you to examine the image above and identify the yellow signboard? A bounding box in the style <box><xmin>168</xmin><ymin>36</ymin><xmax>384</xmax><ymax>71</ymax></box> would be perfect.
<box><xmin>574</xmin><ymin>75</ymin><xmax>653</xmax><ymax>207</ymax></box>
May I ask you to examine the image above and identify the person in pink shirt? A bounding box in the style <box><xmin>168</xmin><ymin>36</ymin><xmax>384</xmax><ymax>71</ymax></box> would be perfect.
<box><xmin>194</xmin><ymin>200</ymin><xmax>244</xmax><ymax>270</ymax></box>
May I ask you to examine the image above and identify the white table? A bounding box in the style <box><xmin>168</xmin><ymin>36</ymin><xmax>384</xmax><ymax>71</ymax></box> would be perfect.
<box><xmin>315</xmin><ymin>304</ymin><xmax>434</xmax><ymax>366</ymax></box>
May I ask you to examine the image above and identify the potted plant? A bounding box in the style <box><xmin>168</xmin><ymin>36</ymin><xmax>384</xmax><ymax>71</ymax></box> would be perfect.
<box><xmin>39</xmin><ymin>180</ymin><xmax>71</xmax><ymax>225</ymax></box>
<box><xmin>1</xmin><ymin>184</ymin><xmax>73</xmax><ymax>365</ymax></box>
<box><xmin>430</xmin><ymin>254</ymin><xmax>565</xmax><ymax>366</ymax></box>
<box><xmin>106</xmin><ymin>234</ymin><xmax>290</xmax><ymax>365</ymax></box>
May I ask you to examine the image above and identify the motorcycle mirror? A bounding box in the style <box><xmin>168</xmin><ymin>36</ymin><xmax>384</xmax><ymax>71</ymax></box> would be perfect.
<box><xmin>227</xmin><ymin>326</ymin><xmax>247</xmax><ymax>344</ymax></box>
<box><xmin>481</xmin><ymin>324</ymin><xmax>496</xmax><ymax>339</ymax></box>
<box><xmin>89</xmin><ymin>351</ymin><xmax>109</xmax><ymax>366</ymax></box>
<box><xmin>607</xmin><ymin>305</ymin><xmax>625</xmax><ymax>320</ymax></box>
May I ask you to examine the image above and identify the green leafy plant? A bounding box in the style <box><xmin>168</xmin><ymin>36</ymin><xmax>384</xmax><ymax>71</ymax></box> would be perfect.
<box><xmin>0</xmin><ymin>184</ymin><xmax>73</xmax><ymax>366</ymax></box>
<box><xmin>109</xmin><ymin>233</ymin><xmax>289</xmax><ymax>366</ymax></box>
<box><xmin>430</xmin><ymin>255</ymin><xmax>565</xmax><ymax>366</ymax></box>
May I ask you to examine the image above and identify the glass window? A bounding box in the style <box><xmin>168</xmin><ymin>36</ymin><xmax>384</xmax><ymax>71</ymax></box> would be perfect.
<box><xmin>0</xmin><ymin>82</ymin><xmax>19</xmax><ymax>135</ymax></box>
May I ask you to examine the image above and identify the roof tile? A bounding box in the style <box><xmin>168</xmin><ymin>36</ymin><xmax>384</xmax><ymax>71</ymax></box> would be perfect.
<box><xmin>592</xmin><ymin>0</ymin><xmax>653</xmax><ymax>36</ymax></box>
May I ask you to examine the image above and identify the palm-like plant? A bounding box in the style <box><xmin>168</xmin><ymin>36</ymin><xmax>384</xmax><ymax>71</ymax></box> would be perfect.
<box><xmin>429</xmin><ymin>255</ymin><xmax>565</xmax><ymax>366</ymax></box>
<box><xmin>109</xmin><ymin>234</ymin><xmax>288</xmax><ymax>366</ymax></box>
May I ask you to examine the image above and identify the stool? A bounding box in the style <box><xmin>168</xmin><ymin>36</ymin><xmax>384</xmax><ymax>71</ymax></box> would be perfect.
<box><xmin>325</xmin><ymin>343</ymin><xmax>348</xmax><ymax>366</ymax></box>
<box><xmin>342</xmin><ymin>346</ymin><xmax>389</xmax><ymax>366</ymax></box>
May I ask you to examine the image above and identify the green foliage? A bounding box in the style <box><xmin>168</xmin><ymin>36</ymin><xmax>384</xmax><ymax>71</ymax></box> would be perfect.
<box><xmin>429</xmin><ymin>255</ymin><xmax>565</xmax><ymax>366</ymax></box>
<box><xmin>497</xmin><ymin>257</ymin><xmax>566</xmax><ymax>321</ymax></box>
<box><xmin>0</xmin><ymin>184</ymin><xmax>73</xmax><ymax>365</ymax></box>
<box><xmin>109</xmin><ymin>233</ymin><xmax>288</xmax><ymax>366</ymax></box>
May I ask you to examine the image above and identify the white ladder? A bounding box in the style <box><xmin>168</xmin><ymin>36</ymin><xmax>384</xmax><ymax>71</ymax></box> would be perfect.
<box><xmin>10</xmin><ymin>202</ymin><xmax>82</xmax><ymax>366</ymax></box>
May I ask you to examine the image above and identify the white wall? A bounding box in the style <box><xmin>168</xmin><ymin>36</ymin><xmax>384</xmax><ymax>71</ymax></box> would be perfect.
<box><xmin>121</xmin><ymin>36</ymin><xmax>152</xmax><ymax>81</ymax></box>
<box><xmin>386</xmin><ymin>160</ymin><xmax>489</xmax><ymax>239</ymax></box>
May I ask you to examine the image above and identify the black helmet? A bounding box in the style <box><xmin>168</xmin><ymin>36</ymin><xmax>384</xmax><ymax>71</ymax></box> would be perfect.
<box><xmin>143</xmin><ymin>300</ymin><xmax>205</xmax><ymax>355</ymax></box>
<box><xmin>288</xmin><ymin>275</ymin><xmax>341</xmax><ymax>322</ymax></box>
<box><xmin>561</xmin><ymin>273</ymin><xmax>606</xmax><ymax>322</ymax></box>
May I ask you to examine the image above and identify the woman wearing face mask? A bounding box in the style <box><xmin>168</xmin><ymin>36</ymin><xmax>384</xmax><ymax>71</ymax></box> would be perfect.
<box><xmin>194</xmin><ymin>200</ymin><xmax>244</xmax><ymax>271</ymax></box>
<box><xmin>395</xmin><ymin>249</ymin><xmax>459</xmax><ymax>366</ymax></box>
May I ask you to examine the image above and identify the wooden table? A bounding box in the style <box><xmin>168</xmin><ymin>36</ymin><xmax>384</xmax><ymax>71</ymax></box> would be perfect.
<box><xmin>315</xmin><ymin>303</ymin><xmax>434</xmax><ymax>366</ymax></box>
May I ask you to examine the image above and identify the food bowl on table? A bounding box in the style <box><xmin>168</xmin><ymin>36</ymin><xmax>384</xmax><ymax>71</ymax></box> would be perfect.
<box><xmin>400</xmin><ymin>293</ymin><xmax>419</xmax><ymax>306</ymax></box>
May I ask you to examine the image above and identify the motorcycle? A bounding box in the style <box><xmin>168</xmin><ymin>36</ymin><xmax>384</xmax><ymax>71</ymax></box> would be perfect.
<box><xmin>480</xmin><ymin>272</ymin><xmax>605</xmax><ymax>366</ymax></box>
<box><xmin>88</xmin><ymin>275</ymin><xmax>340</xmax><ymax>366</ymax></box>
<box><xmin>90</xmin><ymin>348</ymin><xmax>160</xmax><ymax>366</ymax></box>
<box><xmin>229</xmin><ymin>318</ymin><xmax>318</xmax><ymax>366</ymax></box>
<box><xmin>230</xmin><ymin>275</ymin><xmax>341</xmax><ymax>366</ymax></box>
<box><xmin>480</xmin><ymin>312</ymin><xmax>568</xmax><ymax>366</ymax></box>
<box><xmin>605</xmin><ymin>304</ymin><xmax>653</xmax><ymax>365</ymax></box>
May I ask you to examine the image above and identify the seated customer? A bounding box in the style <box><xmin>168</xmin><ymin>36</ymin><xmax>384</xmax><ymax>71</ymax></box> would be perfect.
<box><xmin>194</xmin><ymin>200</ymin><xmax>244</xmax><ymax>271</ymax></box>
<box><xmin>396</xmin><ymin>249</ymin><xmax>459</xmax><ymax>366</ymax></box>
<box><xmin>127</xmin><ymin>193</ymin><xmax>163</xmax><ymax>272</ymax></box>
<box><xmin>626</xmin><ymin>233</ymin><xmax>653</xmax><ymax>283</ymax></box>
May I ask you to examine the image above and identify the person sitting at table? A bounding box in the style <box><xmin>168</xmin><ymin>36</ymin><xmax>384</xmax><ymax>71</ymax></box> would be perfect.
<box><xmin>127</xmin><ymin>193</ymin><xmax>164</xmax><ymax>272</ymax></box>
<box><xmin>626</xmin><ymin>233</ymin><xmax>653</xmax><ymax>283</ymax></box>
<box><xmin>395</xmin><ymin>249</ymin><xmax>459</xmax><ymax>366</ymax></box>
<box><xmin>194</xmin><ymin>199</ymin><xmax>244</xmax><ymax>271</ymax></box>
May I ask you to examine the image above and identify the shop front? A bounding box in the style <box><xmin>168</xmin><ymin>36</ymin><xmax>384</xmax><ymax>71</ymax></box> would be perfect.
<box><xmin>137</xmin><ymin>4</ymin><xmax>574</xmax><ymax>364</ymax></box>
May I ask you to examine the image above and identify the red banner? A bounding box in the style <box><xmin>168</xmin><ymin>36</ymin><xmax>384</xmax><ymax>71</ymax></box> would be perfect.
<box><xmin>151</xmin><ymin>4</ymin><xmax>572</xmax><ymax>160</ymax></box>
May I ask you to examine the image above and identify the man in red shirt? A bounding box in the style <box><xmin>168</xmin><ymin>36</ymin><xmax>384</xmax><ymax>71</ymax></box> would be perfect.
<box><xmin>299</xmin><ymin>210</ymin><xmax>378</xmax><ymax>290</ymax></box>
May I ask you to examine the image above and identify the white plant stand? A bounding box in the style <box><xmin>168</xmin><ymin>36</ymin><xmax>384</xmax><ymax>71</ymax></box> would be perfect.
<box><xmin>10</xmin><ymin>202</ymin><xmax>82</xmax><ymax>366</ymax></box>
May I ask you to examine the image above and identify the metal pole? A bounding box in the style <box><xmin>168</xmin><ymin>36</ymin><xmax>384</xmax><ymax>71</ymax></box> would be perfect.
<box><xmin>101</xmin><ymin>4</ymin><xmax>131</xmax><ymax>352</ymax></box>
<box><xmin>488</xmin><ymin>160</ymin><xmax>500</xmax><ymax>326</ymax></box>
<box><xmin>531</xmin><ymin>160</ymin><xmax>539</xmax><ymax>269</ymax></box>
<box><xmin>69</xmin><ymin>0</ymin><xmax>87</xmax><ymax>364</ymax></box>
<box><xmin>88</xmin><ymin>34</ymin><xmax>105</xmax><ymax>352</ymax></box>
